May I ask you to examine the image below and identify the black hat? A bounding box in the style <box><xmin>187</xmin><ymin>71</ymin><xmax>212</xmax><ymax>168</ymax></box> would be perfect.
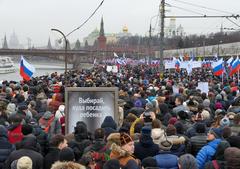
<box><xmin>142</xmin><ymin>157</ymin><xmax>158</xmax><ymax>168</ymax></box>
<box><xmin>103</xmin><ymin>159</ymin><xmax>120</xmax><ymax>169</ymax></box>
<box><xmin>59</xmin><ymin>147</ymin><xmax>75</xmax><ymax>162</ymax></box>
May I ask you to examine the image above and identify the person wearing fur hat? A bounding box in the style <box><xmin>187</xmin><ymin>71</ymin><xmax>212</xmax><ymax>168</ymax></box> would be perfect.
<box><xmin>15</xmin><ymin>156</ymin><xmax>32</xmax><ymax>169</ymax></box>
<box><xmin>133</xmin><ymin>126</ymin><xmax>159</xmax><ymax>161</ymax></box>
<box><xmin>196</xmin><ymin>128</ymin><xmax>222</xmax><ymax>169</ymax></box>
<box><xmin>50</xmin><ymin>161</ymin><xmax>86</xmax><ymax>169</ymax></box>
<box><xmin>110</xmin><ymin>132</ymin><xmax>139</xmax><ymax>166</ymax></box>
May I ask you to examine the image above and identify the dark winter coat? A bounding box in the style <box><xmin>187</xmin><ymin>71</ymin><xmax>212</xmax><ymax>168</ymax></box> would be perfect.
<box><xmin>44</xmin><ymin>147</ymin><xmax>60</xmax><ymax>169</ymax></box>
<box><xmin>4</xmin><ymin>136</ymin><xmax>43</xmax><ymax>169</ymax></box>
<box><xmin>188</xmin><ymin>134</ymin><xmax>207</xmax><ymax>156</ymax></box>
<box><xmin>134</xmin><ymin>134</ymin><xmax>159</xmax><ymax>161</ymax></box>
<box><xmin>0</xmin><ymin>125</ymin><xmax>15</xmax><ymax>169</ymax></box>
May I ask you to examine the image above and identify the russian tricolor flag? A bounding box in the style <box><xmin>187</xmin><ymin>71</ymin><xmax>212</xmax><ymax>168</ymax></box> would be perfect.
<box><xmin>229</xmin><ymin>57</ymin><xmax>240</xmax><ymax>76</ymax></box>
<box><xmin>20</xmin><ymin>56</ymin><xmax>35</xmax><ymax>81</ymax></box>
<box><xmin>212</xmin><ymin>58</ymin><xmax>223</xmax><ymax>76</ymax></box>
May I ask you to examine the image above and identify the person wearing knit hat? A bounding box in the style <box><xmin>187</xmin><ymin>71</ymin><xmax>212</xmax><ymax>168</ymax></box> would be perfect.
<box><xmin>178</xmin><ymin>154</ymin><xmax>198</xmax><ymax>169</ymax></box>
<box><xmin>209</xmin><ymin>128</ymin><xmax>223</xmax><ymax>139</ymax></box>
<box><xmin>103</xmin><ymin>159</ymin><xmax>121</xmax><ymax>169</ymax></box>
<box><xmin>134</xmin><ymin>127</ymin><xmax>159</xmax><ymax>161</ymax></box>
<box><xmin>196</xmin><ymin>128</ymin><xmax>222</xmax><ymax>169</ymax></box>
<box><xmin>168</xmin><ymin>117</ymin><xmax>178</xmax><ymax>125</ymax></box>
<box><xmin>220</xmin><ymin>117</ymin><xmax>230</xmax><ymax>128</ymax></box>
<box><xmin>141</xmin><ymin>157</ymin><xmax>158</xmax><ymax>168</ymax></box>
<box><xmin>154</xmin><ymin>140</ymin><xmax>178</xmax><ymax>169</ymax></box>
<box><xmin>17</xmin><ymin>156</ymin><xmax>32</xmax><ymax>169</ymax></box>
<box><xmin>59</xmin><ymin>147</ymin><xmax>75</xmax><ymax>162</ymax></box>
<box><xmin>110</xmin><ymin>132</ymin><xmax>138</xmax><ymax>166</ymax></box>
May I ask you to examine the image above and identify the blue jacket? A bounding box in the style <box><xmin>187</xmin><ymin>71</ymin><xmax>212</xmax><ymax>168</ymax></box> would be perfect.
<box><xmin>154</xmin><ymin>152</ymin><xmax>178</xmax><ymax>169</ymax></box>
<box><xmin>196</xmin><ymin>139</ymin><xmax>221</xmax><ymax>169</ymax></box>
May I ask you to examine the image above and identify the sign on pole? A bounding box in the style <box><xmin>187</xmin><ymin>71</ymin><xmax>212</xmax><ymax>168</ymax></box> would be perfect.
<box><xmin>65</xmin><ymin>87</ymin><xmax>118</xmax><ymax>134</ymax></box>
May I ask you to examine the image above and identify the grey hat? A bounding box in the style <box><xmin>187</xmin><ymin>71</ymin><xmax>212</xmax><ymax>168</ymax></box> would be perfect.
<box><xmin>178</xmin><ymin>154</ymin><xmax>198</xmax><ymax>169</ymax></box>
<box><xmin>215</xmin><ymin>94</ymin><xmax>222</xmax><ymax>101</ymax></box>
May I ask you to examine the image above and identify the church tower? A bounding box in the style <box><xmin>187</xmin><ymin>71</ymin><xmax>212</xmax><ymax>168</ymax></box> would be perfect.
<box><xmin>2</xmin><ymin>35</ymin><xmax>8</xmax><ymax>49</ymax></box>
<box><xmin>98</xmin><ymin>17</ymin><xmax>106</xmax><ymax>50</ymax></box>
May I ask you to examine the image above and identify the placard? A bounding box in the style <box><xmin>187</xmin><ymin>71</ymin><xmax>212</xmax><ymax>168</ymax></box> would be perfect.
<box><xmin>65</xmin><ymin>87</ymin><xmax>118</xmax><ymax>134</ymax></box>
<box><xmin>196</xmin><ymin>82</ymin><xmax>209</xmax><ymax>94</ymax></box>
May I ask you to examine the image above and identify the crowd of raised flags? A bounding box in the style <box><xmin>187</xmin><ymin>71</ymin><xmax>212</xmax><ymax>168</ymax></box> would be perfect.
<box><xmin>19</xmin><ymin>53</ymin><xmax>240</xmax><ymax>81</ymax></box>
<box><xmin>100</xmin><ymin>52</ymin><xmax>240</xmax><ymax>78</ymax></box>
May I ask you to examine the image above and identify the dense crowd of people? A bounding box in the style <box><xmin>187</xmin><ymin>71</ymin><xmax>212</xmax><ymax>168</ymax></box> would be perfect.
<box><xmin>0</xmin><ymin>64</ymin><xmax>239</xmax><ymax>169</ymax></box>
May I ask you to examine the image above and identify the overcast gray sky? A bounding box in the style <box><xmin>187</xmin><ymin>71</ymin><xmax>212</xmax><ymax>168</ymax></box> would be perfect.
<box><xmin>1</xmin><ymin>0</ymin><xmax>240</xmax><ymax>47</ymax></box>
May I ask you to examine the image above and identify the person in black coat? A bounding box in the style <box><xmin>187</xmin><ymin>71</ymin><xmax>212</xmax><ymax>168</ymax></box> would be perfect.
<box><xmin>44</xmin><ymin>134</ymin><xmax>68</xmax><ymax>169</ymax></box>
<box><xmin>0</xmin><ymin>125</ymin><xmax>15</xmax><ymax>169</ymax></box>
<box><xmin>134</xmin><ymin>126</ymin><xmax>159</xmax><ymax>161</ymax></box>
<box><xmin>4</xmin><ymin>136</ymin><xmax>43</xmax><ymax>169</ymax></box>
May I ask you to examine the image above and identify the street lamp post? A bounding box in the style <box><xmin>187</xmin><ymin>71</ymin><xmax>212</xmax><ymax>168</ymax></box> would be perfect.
<box><xmin>51</xmin><ymin>28</ymin><xmax>68</xmax><ymax>85</ymax></box>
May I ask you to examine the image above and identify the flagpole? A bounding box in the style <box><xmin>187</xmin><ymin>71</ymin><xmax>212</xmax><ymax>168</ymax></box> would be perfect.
<box><xmin>238</xmin><ymin>70</ymin><xmax>239</xmax><ymax>84</ymax></box>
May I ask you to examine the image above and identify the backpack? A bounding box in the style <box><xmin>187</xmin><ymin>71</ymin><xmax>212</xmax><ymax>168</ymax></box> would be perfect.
<box><xmin>8</xmin><ymin>124</ymin><xmax>23</xmax><ymax>144</ymax></box>
<box><xmin>39</xmin><ymin>115</ymin><xmax>55</xmax><ymax>133</ymax></box>
<box><xmin>85</xmin><ymin>146</ymin><xmax>110</xmax><ymax>169</ymax></box>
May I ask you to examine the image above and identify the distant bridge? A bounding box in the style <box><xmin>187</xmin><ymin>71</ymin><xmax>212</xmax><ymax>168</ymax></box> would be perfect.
<box><xmin>0</xmin><ymin>49</ymin><xmax>87</xmax><ymax>56</ymax></box>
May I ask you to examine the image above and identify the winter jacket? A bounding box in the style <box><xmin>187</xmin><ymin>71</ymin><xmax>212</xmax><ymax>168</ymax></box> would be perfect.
<box><xmin>4</xmin><ymin>136</ymin><xmax>43</xmax><ymax>169</ymax></box>
<box><xmin>230</xmin><ymin>124</ymin><xmax>240</xmax><ymax>136</ymax></box>
<box><xmin>0</xmin><ymin>125</ymin><xmax>15</xmax><ymax>169</ymax></box>
<box><xmin>154</xmin><ymin>152</ymin><xmax>178</xmax><ymax>169</ymax></box>
<box><xmin>188</xmin><ymin>134</ymin><xmax>207</xmax><ymax>156</ymax></box>
<box><xmin>134</xmin><ymin>134</ymin><xmax>159</xmax><ymax>161</ymax></box>
<box><xmin>110</xmin><ymin>143</ymin><xmax>138</xmax><ymax>166</ymax></box>
<box><xmin>44</xmin><ymin>147</ymin><xmax>60</xmax><ymax>169</ymax></box>
<box><xmin>7</xmin><ymin>124</ymin><xmax>23</xmax><ymax>144</ymax></box>
<box><xmin>38</xmin><ymin>111</ymin><xmax>61</xmax><ymax>139</ymax></box>
<box><xmin>172</xmin><ymin>105</ymin><xmax>189</xmax><ymax>115</ymax></box>
<box><xmin>196</xmin><ymin>139</ymin><xmax>221</xmax><ymax>169</ymax></box>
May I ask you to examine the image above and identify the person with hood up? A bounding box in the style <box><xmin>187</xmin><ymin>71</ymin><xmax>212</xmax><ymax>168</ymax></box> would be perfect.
<box><xmin>5</xmin><ymin>136</ymin><xmax>43</xmax><ymax>169</ymax></box>
<box><xmin>0</xmin><ymin>125</ymin><xmax>15</xmax><ymax>169</ymax></box>
<box><xmin>151</xmin><ymin>119</ymin><xmax>165</xmax><ymax>146</ymax></box>
<box><xmin>68</xmin><ymin>122</ymin><xmax>92</xmax><ymax>161</ymax></box>
<box><xmin>110</xmin><ymin>132</ymin><xmax>139</xmax><ymax>166</ymax></box>
<box><xmin>38</xmin><ymin>111</ymin><xmax>61</xmax><ymax>139</ymax></box>
<box><xmin>101</xmin><ymin>116</ymin><xmax>117</xmax><ymax>137</ymax></box>
<box><xmin>178</xmin><ymin>154</ymin><xmax>198</xmax><ymax>169</ymax></box>
<box><xmin>196</xmin><ymin>128</ymin><xmax>222</xmax><ymax>169</ymax></box>
<box><xmin>134</xmin><ymin>126</ymin><xmax>159</xmax><ymax>161</ymax></box>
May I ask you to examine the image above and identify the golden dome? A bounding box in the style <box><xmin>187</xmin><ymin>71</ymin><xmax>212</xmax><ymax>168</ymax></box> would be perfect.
<box><xmin>122</xmin><ymin>25</ymin><xmax>128</xmax><ymax>33</ymax></box>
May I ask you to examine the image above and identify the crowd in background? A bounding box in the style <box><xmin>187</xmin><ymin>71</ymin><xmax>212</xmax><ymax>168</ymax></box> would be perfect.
<box><xmin>0</xmin><ymin>65</ymin><xmax>239</xmax><ymax>169</ymax></box>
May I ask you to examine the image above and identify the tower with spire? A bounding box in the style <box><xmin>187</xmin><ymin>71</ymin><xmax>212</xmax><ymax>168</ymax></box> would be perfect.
<box><xmin>47</xmin><ymin>37</ymin><xmax>52</xmax><ymax>49</ymax></box>
<box><xmin>2</xmin><ymin>35</ymin><xmax>8</xmax><ymax>49</ymax></box>
<box><xmin>98</xmin><ymin>17</ymin><xmax>106</xmax><ymax>50</ymax></box>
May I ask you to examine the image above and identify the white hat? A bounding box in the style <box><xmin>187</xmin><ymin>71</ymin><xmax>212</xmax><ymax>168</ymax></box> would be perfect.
<box><xmin>17</xmin><ymin>156</ymin><xmax>32</xmax><ymax>169</ymax></box>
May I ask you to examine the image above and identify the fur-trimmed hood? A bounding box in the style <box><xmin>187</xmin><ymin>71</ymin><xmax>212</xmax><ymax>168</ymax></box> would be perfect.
<box><xmin>51</xmin><ymin>161</ymin><xmax>86</xmax><ymax>169</ymax></box>
<box><xmin>110</xmin><ymin>143</ymin><xmax>131</xmax><ymax>158</ymax></box>
<box><xmin>151</xmin><ymin>128</ymin><xmax>165</xmax><ymax>145</ymax></box>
